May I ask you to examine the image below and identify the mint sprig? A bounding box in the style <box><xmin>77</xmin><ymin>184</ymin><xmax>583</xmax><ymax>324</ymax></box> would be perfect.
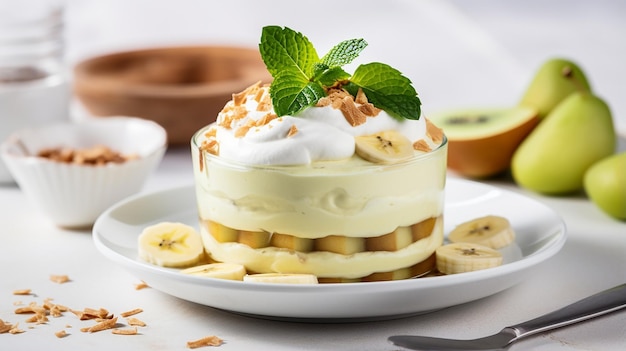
<box><xmin>259</xmin><ymin>26</ymin><xmax>421</xmax><ymax>120</ymax></box>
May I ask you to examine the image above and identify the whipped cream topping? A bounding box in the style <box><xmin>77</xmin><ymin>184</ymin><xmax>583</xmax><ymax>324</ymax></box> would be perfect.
<box><xmin>209</xmin><ymin>86</ymin><xmax>429</xmax><ymax>165</ymax></box>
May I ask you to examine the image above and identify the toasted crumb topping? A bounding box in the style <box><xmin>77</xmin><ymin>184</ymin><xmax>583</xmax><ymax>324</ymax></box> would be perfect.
<box><xmin>255</xmin><ymin>90</ymin><xmax>272</xmax><ymax>112</ymax></box>
<box><xmin>287</xmin><ymin>125</ymin><xmax>298</xmax><ymax>137</ymax></box>
<box><xmin>358</xmin><ymin>103</ymin><xmax>381</xmax><ymax>117</ymax></box>
<box><xmin>354</xmin><ymin>88</ymin><xmax>369</xmax><ymax>105</ymax></box>
<box><xmin>256</xmin><ymin>112</ymin><xmax>277</xmax><ymax>127</ymax></box>
<box><xmin>425</xmin><ymin>118</ymin><xmax>444</xmax><ymax>144</ymax></box>
<box><xmin>320</xmin><ymin>87</ymin><xmax>380</xmax><ymax>126</ymax></box>
<box><xmin>340</xmin><ymin>96</ymin><xmax>367</xmax><ymax>126</ymax></box>
<box><xmin>203</xmin><ymin>82</ymin><xmax>390</xmax><ymax>159</ymax></box>
<box><xmin>201</xmin><ymin>139</ymin><xmax>219</xmax><ymax>156</ymax></box>
<box><xmin>413</xmin><ymin>140</ymin><xmax>432</xmax><ymax>152</ymax></box>
<box><xmin>234</xmin><ymin>125</ymin><xmax>251</xmax><ymax>138</ymax></box>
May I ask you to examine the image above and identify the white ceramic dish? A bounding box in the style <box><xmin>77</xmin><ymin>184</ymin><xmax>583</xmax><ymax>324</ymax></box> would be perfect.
<box><xmin>93</xmin><ymin>179</ymin><xmax>566</xmax><ymax>321</ymax></box>
<box><xmin>1</xmin><ymin>117</ymin><xmax>166</xmax><ymax>228</ymax></box>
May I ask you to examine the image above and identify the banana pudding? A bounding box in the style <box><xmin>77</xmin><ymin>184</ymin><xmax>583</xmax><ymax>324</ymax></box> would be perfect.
<box><xmin>190</xmin><ymin>26</ymin><xmax>447</xmax><ymax>283</ymax></box>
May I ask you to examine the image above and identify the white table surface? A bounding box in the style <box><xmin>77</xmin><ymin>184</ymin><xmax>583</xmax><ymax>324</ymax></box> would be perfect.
<box><xmin>1</xmin><ymin>0</ymin><xmax>625</xmax><ymax>350</ymax></box>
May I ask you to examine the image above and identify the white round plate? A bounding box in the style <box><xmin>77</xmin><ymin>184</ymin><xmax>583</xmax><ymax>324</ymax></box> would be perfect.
<box><xmin>93</xmin><ymin>178</ymin><xmax>566</xmax><ymax>321</ymax></box>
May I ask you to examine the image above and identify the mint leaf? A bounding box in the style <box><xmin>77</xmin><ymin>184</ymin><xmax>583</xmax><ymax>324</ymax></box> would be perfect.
<box><xmin>270</xmin><ymin>71</ymin><xmax>326</xmax><ymax>116</ymax></box>
<box><xmin>259</xmin><ymin>26</ymin><xmax>319</xmax><ymax>78</ymax></box>
<box><xmin>346</xmin><ymin>62</ymin><xmax>421</xmax><ymax>120</ymax></box>
<box><xmin>320</xmin><ymin>38</ymin><xmax>367</xmax><ymax>67</ymax></box>
<box><xmin>315</xmin><ymin>66</ymin><xmax>350</xmax><ymax>86</ymax></box>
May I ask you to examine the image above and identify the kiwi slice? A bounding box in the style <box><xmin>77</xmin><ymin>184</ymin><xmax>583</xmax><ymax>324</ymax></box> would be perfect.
<box><xmin>428</xmin><ymin>107</ymin><xmax>538</xmax><ymax>178</ymax></box>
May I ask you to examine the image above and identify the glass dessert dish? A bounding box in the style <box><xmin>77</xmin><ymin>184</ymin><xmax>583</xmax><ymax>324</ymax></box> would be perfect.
<box><xmin>192</xmin><ymin>128</ymin><xmax>446</xmax><ymax>282</ymax></box>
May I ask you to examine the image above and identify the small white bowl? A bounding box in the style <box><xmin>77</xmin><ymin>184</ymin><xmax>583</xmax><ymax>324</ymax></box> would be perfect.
<box><xmin>0</xmin><ymin>117</ymin><xmax>167</xmax><ymax>228</ymax></box>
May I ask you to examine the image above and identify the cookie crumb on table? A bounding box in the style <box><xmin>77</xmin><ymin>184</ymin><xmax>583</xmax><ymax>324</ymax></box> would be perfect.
<box><xmin>187</xmin><ymin>335</ymin><xmax>224</xmax><ymax>348</ymax></box>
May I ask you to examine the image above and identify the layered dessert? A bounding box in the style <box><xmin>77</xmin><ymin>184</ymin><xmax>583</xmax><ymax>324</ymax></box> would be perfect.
<box><xmin>190</xmin><ymin>26</ymin><xmax>447</xmax><ymax>283</ymax></box>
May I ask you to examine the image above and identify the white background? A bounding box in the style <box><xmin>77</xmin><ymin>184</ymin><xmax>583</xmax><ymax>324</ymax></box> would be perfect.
<box><xmin>2</xmin><ymin>1</ymin><xmax>625</xmax><ymax>350</ymax></box>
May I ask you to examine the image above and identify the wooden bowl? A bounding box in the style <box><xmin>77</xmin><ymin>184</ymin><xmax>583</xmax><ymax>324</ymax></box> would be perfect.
<box><xmin>73</xmin><ymin>46</ymin><xmax>272</xmax><ymax>145</ymax></box>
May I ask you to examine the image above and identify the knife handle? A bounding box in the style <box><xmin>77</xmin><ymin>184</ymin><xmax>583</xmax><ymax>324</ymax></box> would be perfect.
<box><xmin>509</xmin><ymin>283</ymin><xmax>626</xmax><ymax>339</ymax></box>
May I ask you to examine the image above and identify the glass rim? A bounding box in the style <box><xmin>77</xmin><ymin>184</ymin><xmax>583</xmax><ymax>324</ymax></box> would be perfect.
<box><xmin>191</xmin><ymin>124</ymin><xmax>448</xmax><ymax>172</ymax></box>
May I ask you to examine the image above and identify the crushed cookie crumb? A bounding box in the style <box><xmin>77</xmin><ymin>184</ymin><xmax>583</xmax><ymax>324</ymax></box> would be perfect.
<box><xmin>287</xmin><ymin>125</ymin><xmax>298</xmax><ymax>137</ymax></box>
<box><xmin>135</xmin><ymin>281</ymin><xmax>150</xmax><ymax>290</ymax></box>
<box><xmin>204</xmin><ymin>128</ymin><xmax>217</xmax><ymax>138</ymax></box>
<box><xmin>232</xmin><ymin>91</ymin><xmax>248</xmax><ymax>106</ymax></box>
<box><xmin>234</xmin><ymin>125</ymin><xmax>250</xmax><ymax>138</ymax></box>
<box><xmin>255</xmin><ymin>113</ymin><xmax>276</xmax><ymax>127</ymax></box>
<box><xmin>355</xmin><ymin>88</ymin><xmax>369</xmax><ymax>105</ymax></box>
<box><xmin>201</xmin><ymin>139</ymin><xmax>219</xmax><ymax>156</ymax></box>
<box><xmin>231</xmin><ymin>105</ymin><xmax>248</xmax><ymax>121</ymax></box>
<box><xmin>72</xmin><ymin>307</ymin><xmax>111</xmax><ymax>320</ymax></box>
<box><xmin>120</xmin><ymin>308</ymin><xmax>143</xmax><ymax>318</ymax></box>
<box><xmin>340</xmin><ymin>96</ymin><xmax>367</xmax><ymax>126</ymax></box>
<box><xmin>0</xmin><ymin>319</ymin><xmax>13</xmax><ymax>334</ymax></box>
<box><xmin>413</xmin><ymin>140</ymin><xmax>432</xmax><ymax>152</ymax></box>
<box><xmin>15</xmin><ymin>303</ymin><xmax>44</xmax><ymax>315</ymax></box>
<box><xmin>29</xmin><ymin>315</ymin><xmax>48</xmax><ymax>324</ymax></box>
<box><xmin>50</xmin><ymin>274</ymin><xmax>70</xmax><ymax>284</ymax></box>
<box><xmin>326</xmin><ymin>88</ymin><xmax>351</xmax><ymax>101</ymax></box>
<box><xmin>425</xmin><ymin>118</ymin><xmax>444</xmax><ymax>144</ymax></box>
<box><xmin>253</xmin><ymin>87</ymin><xmax>265</xmax><ymax>103</ymax></box>
<box><xmin>126</xmin><ymin>317</ymin><xmax>146</xmax><ymax>327</ymax></box>
<box><xmin>112</xmin><ymin>327</ymin><xmax>138</xmax><ymax>335</ymax></box>
<box><xmin>12</xmin><ymin>289</ymin><xmax>31</xmax><ymax>296</ymax></box>
<box><xmin>48</xmin><ymin>304</ymin><xmax>68</xmax><ymax>318</ymax></box>
<box><xmin>233</xmin><ymin>81</ymin><xmax>262</xmax><ymax>106</ymax></box>
<box><xmin>85</xmin><ymin>317</ymin><xmax>118</xmax><ymax>333</ymax></box>
<box><xmin>256</xmin><ymin>90</ymin><xmax>272</xmax><ymax>112</ymax></box>
<box><xmin>358</xmin><ymin>103</ymin><xmax>381</xmax><ymax>117</ymax></box>
<box><xmin>55</xmin><ymin>329</ymin><xmax>69</xmax><ymax>338</ymax></box>
<box><xmin>187</xmin><ymin>335</ymin><xmax>224</xmax><ymax>348</ymax></box>
<box><xmin>316</xmin><ymin>96</ymin><xmax>332</xmax><ymax>107</ymax></box>
<box><xmin>9</xmin><ymin>322</ymin><xmax>24</xmax><ymax>334</ymax></box>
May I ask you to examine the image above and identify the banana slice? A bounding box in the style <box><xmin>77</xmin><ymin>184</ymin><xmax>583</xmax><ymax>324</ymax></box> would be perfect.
<box><xmin>355</xmin><ymin>130</ymin><xmax>413</xmax><ymax>164</ymax></box>
<box><xmin>436</xmin><ymin>242</ymin><xmax>503</xmax><ymax>274</ymax></box>
<box><xmin>138</xmin><ymin>222</ymin><xmax>204</xmax><ymax>268</ymax></box>
<box><xmin>181</xmin><ymin>263</ymin><xmax>246</xmax><ymax>281</ymax></box>
<box><xmin>447</xmin><ymin>215</ymin><xmax>515</xmax><ymax>249</ymax></box>
<box><xmin>243</xmin><ymin>273</ymin><xmax>319</xmax><ymax>284</ymax></box>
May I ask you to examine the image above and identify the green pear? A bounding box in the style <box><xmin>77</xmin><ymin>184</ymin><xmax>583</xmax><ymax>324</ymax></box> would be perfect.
<box><xmin>584</xmin><ymin>152</ymin><xmax>626</xmax><ymax>220</ymax></box>
<box><xmin>511</xmin><ymin>92</ymin><xmax>615</xmax><ymax>195</ymax></box>
<box><xmin>519</xmin><ymin>58</ymin><xmax>591</xmax><ymax>118</ymax></box>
